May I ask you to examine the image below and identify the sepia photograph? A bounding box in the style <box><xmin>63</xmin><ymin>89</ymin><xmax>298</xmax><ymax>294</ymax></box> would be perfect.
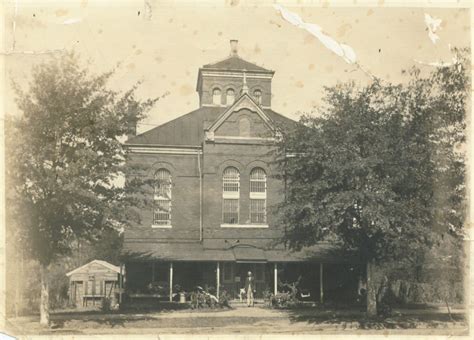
<box><xmin>1</xmin><ymin>0</ymin><xmax>472</xmax><ymax>338</ymax></box>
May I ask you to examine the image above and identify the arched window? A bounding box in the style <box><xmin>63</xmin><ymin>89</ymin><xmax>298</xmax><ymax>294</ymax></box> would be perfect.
<box><xmin>213</xmin><ymin>88</ymin><xmax>222</xmax><ymax>105</ymax></box>
<box><xmin>222</xmin><ymin>167</ymin><xmax>240</xmax><ymax>224</ymax></box>
<box><xmin>253</xmin><ymin>89</ymin><xmax>262</xmax><ymax>105</ymax></box>
<box><xmin>239</xmin><ymin>117</ymin><xmax>251</xmax><ymax>137</ymax></box>
<box><xmin>250</xmin><ymin>168</ymin><xmax>266</xmax><ymax>224</ymax></box>
<box><xmin>226</xmin><ymin>88</ymin><xmax>235</xmax><ymax>105</ymax></box>
<box><xmin>154</xmin><ymin>169</ymin><xmax>172</xmax><ymax>225</ymax></box>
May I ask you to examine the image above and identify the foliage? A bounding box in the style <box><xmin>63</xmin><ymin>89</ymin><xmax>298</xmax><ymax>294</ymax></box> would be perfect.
<box><xmin>263</xmin><ymin>289</ymin><xmax>273</xmax><ymax>307</ymax></box>
<box><xmin>269</xmin><ymin>292</ymin><xmax>299</xmax><ymax>308</ymax></box>
<box><xmin>6</xmin><ymin>51</ymin><xmax>158</xmax><ymax>266</ymax></box>
<box><xmin>265</xmin><ymin>278</ymin><xmax>303</xmax><ymax>308</ymax></box>
<box><xmin>5</xmin><ymin>52</ymin><xmax>159</xmax><ymax>323</ymax></box>
<box><xmin>276</xmin><ymin>48</ymin><xmax>468</xmax><ymax>265</ymax></box>
<box><xmin>189</xmin><ymin>285</ymin><xmax>227</xmax><ymax>309</ymax></box>
<box><xmin>218</xmin><ymin>288</ymin><xmax>232</xmax><ymax>308</ymax></box>
<box><xmin>147</xmin><ymin>281</ymin><xmax>169</xmax><ymax>296</ymax></box>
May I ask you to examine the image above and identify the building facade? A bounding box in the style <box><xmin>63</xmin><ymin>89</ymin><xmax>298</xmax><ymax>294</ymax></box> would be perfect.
<box><xmin>123</xmin><ymin>41</ymin><xmax>360</xmax><ymax>303</ymax></box>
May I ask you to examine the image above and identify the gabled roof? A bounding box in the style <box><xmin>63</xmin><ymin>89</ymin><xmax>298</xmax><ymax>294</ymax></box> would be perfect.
<box><xmin>207</xmin><ymin>93</ymin><xmax>276</xmax><ymax>135</ymax></box>
<box><xmin>202</xmin><ymin>55</ymin><xmax>273</xmax><ymax>74</ymax></box>
<box><xmin>66</xmin><ymin>259</ymin><xmax>121</xmax><ymax>276</ymax></box>
<box><xmin>126</xmin><ymin>106</ymin><xmax>296</xmax><ymax>147</ymax></box>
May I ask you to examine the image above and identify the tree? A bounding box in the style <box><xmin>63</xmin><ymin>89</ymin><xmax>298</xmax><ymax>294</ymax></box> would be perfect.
<box><xmin>6</xmin><ymin>52</ymin><xmax>158</xmax><ymax>325</ymax></box>
<box><xmin>276</xmin><ymin>49</ymin><xmax>468</xmax><ymax>316</ymax></box>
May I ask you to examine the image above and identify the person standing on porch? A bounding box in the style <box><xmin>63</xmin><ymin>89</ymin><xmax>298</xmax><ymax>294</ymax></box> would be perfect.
<box><xmin>244</xmin><ymin>271</ymin><xmax>255</xmax><ymax>307</ymax></box>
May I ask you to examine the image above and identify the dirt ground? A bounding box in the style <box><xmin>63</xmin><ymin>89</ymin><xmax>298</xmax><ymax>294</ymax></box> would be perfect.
<box><xmin>4</xmin><ymin>305</ymin><xmax>469</xmax><ymax>336</ymax></box>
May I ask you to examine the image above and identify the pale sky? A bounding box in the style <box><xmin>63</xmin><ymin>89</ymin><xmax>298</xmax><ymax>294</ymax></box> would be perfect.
<box><xmin>4</xmin><ymin>0</ymin><xmax>471</xmax><ymax>134</ymax></box>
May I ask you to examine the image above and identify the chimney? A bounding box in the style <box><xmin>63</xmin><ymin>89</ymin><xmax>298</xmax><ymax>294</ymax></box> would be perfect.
<box><xmin>241</xmin><ymin>71</ymin><xmax>249</xmax><ymax>94</ymax></box>
<box><xmin>127</xmin><ymin>119</ymin><xmax>137</xmax><ymax>141</ymax></box>
<box><xmin>230</xmin><ymin>39</ymin><xmax>238</xmax><ymax>56</ymax></box>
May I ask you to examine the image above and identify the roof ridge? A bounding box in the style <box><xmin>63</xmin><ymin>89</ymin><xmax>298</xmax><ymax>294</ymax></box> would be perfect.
<box><xmin>125</xmin><ymin>106</ymin><xmax>226</xmax><ymax>146</ymax></box>
<box><xmin>126</xmin><ymin>107</ymin><xmax>208</xmax><ymax>144</ymax></box>
<box><xmin>66</xmin><ymin>259</ymin><xmax>121</xmax><ymax>276</ymax></box>
<box><xmin>202</xmin><ymin>54</ymin><xmax>272</xmax><ymax>73</ymax></box>
<box><xmin>202</xmin><ymin>54</ymin><xmax>236</xmax><ymax>67</ymax></box>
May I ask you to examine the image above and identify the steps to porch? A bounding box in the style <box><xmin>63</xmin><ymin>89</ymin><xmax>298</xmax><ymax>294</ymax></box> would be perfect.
<box><xmin>229</xmin><ymin>299</ymin><xmax>265</xmax><ymax>307</ymax></box>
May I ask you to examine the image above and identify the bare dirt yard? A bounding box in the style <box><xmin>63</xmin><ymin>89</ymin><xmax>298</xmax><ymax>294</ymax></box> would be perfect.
<box><xmin>5</xmin><ymin>304</ymin><xmax>468</xmax><ymax>336</ymax></box>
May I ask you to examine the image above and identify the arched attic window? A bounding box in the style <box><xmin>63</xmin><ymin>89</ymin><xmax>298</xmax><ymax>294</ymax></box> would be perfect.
<box><xmin>253</xmin><ymin>89</ymin><xmax>262</xmax><ymax>105</ymax></box>
<box><xmin>154</xmin><ymin>169</ymin><xmax>172</xmax><ymax>226</ymax></box>
<box><xmin>250</xmin><ymin>168</ymin><xmax>267</xmax><ymax>224</ymax></box>
<box><xmin>222</xmin><ymin>167</ymin><xmax>240</xmax><ymax>224</ymax></box>
<box><xmin>226</xmin><ymin>88</ymin><xmax>235</xmax><ymax>105</ymax></box>
<box><xmin>213</xmin><ymin>88</ymin><xmax>222</xmax><ymax>105</ymax></box>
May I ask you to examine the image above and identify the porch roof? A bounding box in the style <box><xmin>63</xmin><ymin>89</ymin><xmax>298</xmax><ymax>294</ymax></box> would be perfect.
<box><xmin>232</xmin><ymin>246</ymin><xmax>266</xmax><ymax>263</ymax></box>
<box><xmin>122</xmin><ymin>241</ymin><xmax>360</xmax><ymax>264</ymax></box>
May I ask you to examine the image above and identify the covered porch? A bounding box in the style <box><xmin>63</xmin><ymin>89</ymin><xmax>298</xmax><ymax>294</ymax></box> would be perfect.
<box><xmin>122</xmin><ymin>260</ymin><xmax>362</xmax><ymax>304</ymax></box>
<box><xmin>121</xmin><ymin>241</ymin><xmax>363</xmax><ymax>305</ymax></box>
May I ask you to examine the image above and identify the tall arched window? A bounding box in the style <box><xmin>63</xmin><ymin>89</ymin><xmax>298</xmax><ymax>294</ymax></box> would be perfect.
<box><xmin>250</xmin><ymin>168</ymin><xmax>266</xmax><ymax>224</ymax></box>
<box><xmin>154</xmin><ymin>169</ymin><xmax>172</xmax><ymax>226</ymax></box>
<box><xmin>226</xmin><ymin>88</ymin><xmax>235</xmax><ymax>105</ymax></box>
<box><xmin>222</xmin><ymin>167</ymin><xmax>240</xmax><ymax>224</ymax></box>
<box><xmin>213</xmin><ymin>88</ymin><xmax>222</xmax><ymax>105</ymax></box>
<box><xmin>253</xmin><ymin>89</ymin><xmax>262</xmax><ymax>105</ymax></box>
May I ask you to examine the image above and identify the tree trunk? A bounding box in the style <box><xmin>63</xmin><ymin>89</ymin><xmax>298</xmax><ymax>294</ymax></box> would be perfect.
<box><xmin>366</xmin><ymin>260</ymin><xmax>377</xmax><ymax>317</ymax></box>
<box><xmin>445</xmin><ymin>299</ymin><xmax>453</xmax><ymax>321</ymax></box>
<box><xmin>40</xmin><ymin>264</ymin><xmax>50</xmax><ymax>326</ymax></box>
<box><xmin>14</xmin><ymin>259</ymin><xmax>19</xmax><ymax>317</ymax></box>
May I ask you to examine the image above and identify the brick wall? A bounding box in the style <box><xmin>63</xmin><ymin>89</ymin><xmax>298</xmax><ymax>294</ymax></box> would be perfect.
<box><xmin>125</xmin><ymin>152</ymin><xmax>201</xmax><ymax>241</ymax></box>
<box><xmin>125</xmin><ymin>141</ymin><xmax>286</xmax><ymax>249</ymax></box>
<box><xmin>200</xmin><ymin>75</ymin><xmax>272</xmax><ymax>107</ymax></box>
<box><xmin>201</xmin><ymin>142</ymin><xmax>285</xmax><ymax>248</ymax></box>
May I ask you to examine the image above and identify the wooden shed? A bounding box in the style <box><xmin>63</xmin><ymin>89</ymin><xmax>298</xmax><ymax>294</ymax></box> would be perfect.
<box><xmin>66</xmin><ymin>260</ymin><xmax>122</xmax><ymax>308</ymax></box>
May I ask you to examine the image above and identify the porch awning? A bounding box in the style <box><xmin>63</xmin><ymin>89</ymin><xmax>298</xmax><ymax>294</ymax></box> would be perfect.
<box><xmin>232</xmin><ymin>246</ymin><xmax>266</xmax><ymax>263</ymax></box>
<box><xmin>122</xmin><ymin>240</ymin><xmax>360</xmax><ymax>263</ymax></box>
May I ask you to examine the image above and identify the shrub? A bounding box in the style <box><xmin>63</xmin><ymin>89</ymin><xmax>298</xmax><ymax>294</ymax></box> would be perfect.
<box><xmin>218</xmin><ymin>288</ymin><xmax>231</xmax><ymax>308</ymax></box>
<box><xmin>189</xmin><ymin>286</ymin><xmax>226</xmax><ymax>309</ymax></box>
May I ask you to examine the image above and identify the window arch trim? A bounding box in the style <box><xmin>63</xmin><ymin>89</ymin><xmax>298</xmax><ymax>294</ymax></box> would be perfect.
<box><xmin>153</xmin><ymin>168</ymin><xmax>172</xmax><ymax>227</ymax></box>
<box><xmin>222</xmin><ymin>166</ymin><xmax>240</xmax><ymax>224</ymax></box>
<box><xmin>226</xmin><ymin>88</ymin><xmax>236</xmax><ymax>106</ymax></box>
<box><xmin>252</xmin><ymin>89</ymin><xmax>263</xmax><ymax>105</ymax></box>
<box><xmin>212</xmin><ymin>87</ymin><xmax>222</xmax><ymax>105</ymax></box>
<box><xmin>222</xmin><ymin>166</ymin><xmax>240</xmax><ymax>199</ymax></box>
<box><xmin>250</xmin><ymin>167</ymin><xmax>267</xmax><ymax>198</ymax></box>
<box><xmin>249</xmin><ymin>167</ymin><xmax>267</xmax><ymax>224</ymax></box>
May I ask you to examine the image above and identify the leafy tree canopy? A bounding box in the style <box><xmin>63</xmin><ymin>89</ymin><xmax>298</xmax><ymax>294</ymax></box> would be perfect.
<box><xmin>6</xmin><ymin>52</ymin><xmax>159</xmax><ymax>266</ymax></box>
<box><xmin>277</xmin><ymin>49</ymin><xmax>468</xmax><ymax>264</ymax></box>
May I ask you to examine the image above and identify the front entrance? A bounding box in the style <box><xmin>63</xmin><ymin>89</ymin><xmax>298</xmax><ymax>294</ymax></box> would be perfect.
<box><xmin>236</xmin><ymin>263</ymin><xmax>254</xmax><ymax>284</ymax></box>
<box><xmin>221</xmin><ymin>262</ymin><xmax>269</xmax><ymax>299</ymax></box>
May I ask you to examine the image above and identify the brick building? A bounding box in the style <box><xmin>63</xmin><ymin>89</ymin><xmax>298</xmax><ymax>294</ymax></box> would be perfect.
<box><xmin>122</xmin><ymin>41</ymin><xmax>361</xmax><ymax>303</ymax></box>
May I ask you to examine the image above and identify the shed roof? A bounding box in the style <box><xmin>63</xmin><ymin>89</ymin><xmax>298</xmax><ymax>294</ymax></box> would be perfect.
<box><xmin>126</xmin><ymin>107</ymin><xmax>296</xmax><ymax>146</ymax></box>
<box><xmin>122</xmin><ymin>241</ymin><xmax>358</xmax><ymax>264</ymax></box>
<box><xmin>66</xmin><ymin>260</ymin><xmax>121</xmax><ymax>277</ymax></box>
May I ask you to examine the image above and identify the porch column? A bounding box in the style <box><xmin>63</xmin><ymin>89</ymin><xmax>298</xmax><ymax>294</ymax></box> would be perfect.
<box><xmin>119</xmin><ymin>264</ymin><xmax>123</xmax><ymax>304</ymax></box>
<box><xmin>169</xmin><ymin>262</ymin><xmax>174</xmax><ymax>302</ymax></box>
<box><xmin>273</xmin><ymin>263</ymin><xmax>278</xmax><ymax>296</ymax></box>
<box><xmin>216</xmin><ymin>262</ymin><xmax>220</xmax><ymax>301</ymax></box>
<box><xmin>319</xmin><ymin>263</ymin><xmax>324</xmax><ymax>304</ymax></box>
